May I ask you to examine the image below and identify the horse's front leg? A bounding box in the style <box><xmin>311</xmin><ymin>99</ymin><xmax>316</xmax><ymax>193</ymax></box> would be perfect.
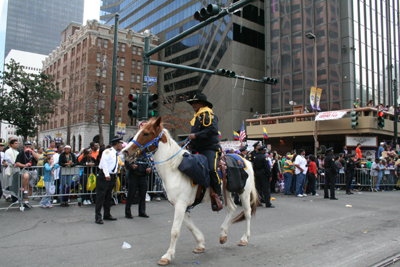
<box><xmin>184</xmin><ymin>211</ymin><xmax>205</xmax><ymax>253</ymax></box>
<box><xmin>219</xmin><ymin>192</ymin><xmax>237</xmax><ymax>244</ymax></box>
<box><xmin>158</xmin><ymin>201</ymin><xmax>187</xmax><ymax>266</ymax></box>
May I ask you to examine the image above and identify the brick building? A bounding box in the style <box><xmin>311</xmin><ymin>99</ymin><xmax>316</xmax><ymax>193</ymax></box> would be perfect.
<box><xmin>39</xmin><ymin>20</ymin><xmax>158</xmax><ymax>151</ymax></box>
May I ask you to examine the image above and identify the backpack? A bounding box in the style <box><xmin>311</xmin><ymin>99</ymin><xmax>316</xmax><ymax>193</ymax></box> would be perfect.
<box><xmin>178</xmin><ymin>153</ymin><xmax>210</xmax><ymax>187</ymax></box>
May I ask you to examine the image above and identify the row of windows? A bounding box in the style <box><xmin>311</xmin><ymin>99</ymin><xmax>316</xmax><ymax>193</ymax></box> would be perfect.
<box><xmin>97</xmin><ymin>38</ymin><xmax>143</xmax><ymax>55</ymax></box>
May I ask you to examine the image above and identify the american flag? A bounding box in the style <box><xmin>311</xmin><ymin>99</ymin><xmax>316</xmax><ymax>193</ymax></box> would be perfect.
<box><xmin>239</xmin><ymin>121</ymin><xmax>246</xmax><ymax>143</ymax></box>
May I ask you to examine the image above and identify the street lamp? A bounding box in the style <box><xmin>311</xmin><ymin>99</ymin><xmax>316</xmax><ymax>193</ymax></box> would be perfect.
<box><xmin>305</xmin><ymin>32</ymin><xmax>318</xmax><ymax>156</ymax></box>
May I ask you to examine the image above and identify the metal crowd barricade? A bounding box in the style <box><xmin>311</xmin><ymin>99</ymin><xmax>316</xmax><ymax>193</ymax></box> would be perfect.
<box><xmin>1</xmin><ymin>167</ymin><xmax>26</xmax><ymax>211</ymax></box>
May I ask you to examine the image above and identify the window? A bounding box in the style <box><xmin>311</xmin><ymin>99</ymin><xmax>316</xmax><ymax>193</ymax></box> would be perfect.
<box><xmin>118</xmin><ymin>102</ymin><xmax>122</xmax><ymax>110</ymax></box>
<box><xmin>76</xmin><ymin>57</ymin><xmax>80</xmax><ymax>67</ymax></box>
<box><xmin>54</xmin><ymin>121</ymin><xmax>58</xmax><ymax>128</ymax></box>
<box><xmin>83</xmin><ymin>38</ymin><xmax>87</xmax><ymax>48</ymax></box>
<box><xmin>132</xmin><ymin>60</ymin><xmax>136</xmax><ymax>68</ymax></box>
<box><xmin>121</xmin><ymin>43</ymin><xmax>125</xmax><ymax>52</ymax></box>
<box><xmin>77</xmin><ymin>43</ymin><xmax>81</xmax><ymax>53</ymax></box>
<box><xmin>138</xmin><ymin>47</ymin><xmax>142</xmax><ymax>55</ymax></box>
<box><xmin>102</xmin><ymin>84</ymin><xmax>106</xmax><ymax>93</ymax></box>
<box><xmin>102</xmin><ymin>68</ymin><xmax>106</xmax><ymax>78</ymax></box>
<box><xmin>137</xmin><ymin>61</ymin><xmax>141</xmax><ymax>69</ymax></box>
<box><xmin>64</xmin><ymin>53</ymin><xmax>68</xmax><ymax>62</ymax></box>
<box><xmin>61</xmin><ymin>119</ymin><xmax>64</xmax><ymax>127</ymax></box>
<box><xmin>63</xmin><ymin>66</ymin><xmax>67</xmax><ymax>75</ymax></box>
<box><xmin>120</xmin><ymin>57</ymin><xmax>125</xmax><ymax>66</ymax></box>
<box><xmin>97</xmin><ymin>38</ymin><xmax>102</xmax><ymax>47</ymax></box>
<box><xmin>120</xmin><ymin>71</ymin><xmax>124</xmax><ymax>81</ymax></box>
<box><xmin>101</xmin><ymin>100</ymin><xmax>105</xmax><ymax>109</ymax></box>
<box><xmin>131</xmin><ymin>73</ymin><xmax>135</xmax><ymax>82</ymax></box>
<box><xmin>130</xmin><ymin>88</ymin><xmax>135</xmax><ymax>94</ymax></box>
<box><xmin>71</xmin><ymin>47</ymin><xmax>75</xmax><ymax>56</ymax></box>
<box><xmin>50</xmin><ymin>122</ymin><xmax>53</xmax><ymax>129</ymax></box>
<box><xmin>132</xmin><ymin>46</ymin><xmax>137</xmax><ymax>54</ymax></box>
<box><xmin>104</xmin><ymin>39</ymin><xmax>108</xmax><ymax>48</ymax></box>
<box><xmin>101</xmin><ymin>115</ymin><xmax>104</xmax><ymax>123</ymax></box>
<box><xmin>70</xmin><ymin>61</ymin><xmax>74</xmax><ymax>71</ymax></box>
<box><xmin>119</xmin><ymin>87</ymin><xmax>124</xmax><ymax>95</ymax></box>
<box><xmin>97</xmin><ymin>52</ymin><xmax>101</xmax><ymax>62</ymax></box>
<box><xmin>82</xmin><ymin>53</ymin><xmax>86</xmax><ymax>63</ymax></box>
<box><xmin>58</xmin><ymin>59</ymin><xmax>61</xmax><ymax>66</ymax></box>
<box><xmin>116</xmin><ymin>57</ymin><xmax>119</xmax><ymax>65</ymax></box>
<box><xmin>136</xmin><ymin>74</ymin><xmax>140</xmax><ymax>83</ymax></box>
<box><xmin>81</xmin><ymin>67</ymin><xmax>85</xmax><ymax>77</ymax></box>
<box><xmin>96</xmin><ymin>67</ymin><xmax>100</xmax><ymax>76</ymax></box>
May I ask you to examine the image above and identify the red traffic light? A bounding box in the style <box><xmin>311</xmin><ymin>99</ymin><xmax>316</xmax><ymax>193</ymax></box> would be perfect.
<box><xmin>129</xmin><ymin>94</ymin><xmax>138</xmax><ymax>101</ymax></box>
<box><xmin>378</xmin><ymin>111</ymin><xmax>384</xmax><ymax>117</ymax></box>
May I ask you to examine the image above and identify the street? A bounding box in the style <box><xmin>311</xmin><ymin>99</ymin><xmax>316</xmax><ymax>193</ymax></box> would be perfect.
<box><xmin>1</xmin><ymin>190</ymin><xmax>399</xmax><ymax>267</ymax></box>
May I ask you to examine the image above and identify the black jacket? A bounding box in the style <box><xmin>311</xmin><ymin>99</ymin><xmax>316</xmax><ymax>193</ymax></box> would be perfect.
<box><xmin>126</xmin><ymin>156</ymin><xmax>150</xmax><ymax>179</ymax></box>
<box><xmin>345</xmin><ymin>158</ymin><xmax>355</xmax><ymax>173</ymax></box>
<box><xmin>78</xmin><ymin>156</ymin><xmax>97</xmax><ymax>176</ymax></box>
<box><xmin>190</xmin><ymin>110</ymin><xmax>220</xmax><ymax>150</ymax></box>
<box><xmin>253</xmin><ymin>152</ymin><xmax>271</xmax><ymax>178</ymax></box>
<box><xmin>59</xmin><ymin>152</ymin><xmax>77</xmax><ymax>167</ymax></box>
<box><xmin>324</xmin><ymin>154</ymin><xmax>337</xmax><ymax>175</ymax></box>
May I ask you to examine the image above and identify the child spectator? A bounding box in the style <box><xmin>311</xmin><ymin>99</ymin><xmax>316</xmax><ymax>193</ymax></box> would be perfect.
<box><xmin>40</xmin><ymin>155</ymin><xmax>59</xmax><ymax>208</ymax></box>
<box><xmin>306</xmin><ymin>155</ymin><xmax>318</xmax><ymax>196</ymax></box>
<box><xmin>371</xmin><ymin>159</ymin><xmax>380</xmax><ymax>192</ymax></box>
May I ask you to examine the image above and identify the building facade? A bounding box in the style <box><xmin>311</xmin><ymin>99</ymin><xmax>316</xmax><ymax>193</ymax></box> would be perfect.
<box><xmin>39</xmin><ymin>20</ymin><xmax>158</xmax><ymax>151</ymax></box>
<box><xmin>265</xmin><ymin>0</ymin><xmax>399</xmax><ymax>115</ymax></box>
<box><xmin>101</xmin><ymin>0</ymin><xmax>267</xmax><ymax>139</ymax></box>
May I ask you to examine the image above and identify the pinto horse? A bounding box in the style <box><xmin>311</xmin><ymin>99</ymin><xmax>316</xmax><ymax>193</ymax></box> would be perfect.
<box><xmin>122</xmin><ymin>117</ymin><xmax>258</xmax><ymax>266</ymax></box>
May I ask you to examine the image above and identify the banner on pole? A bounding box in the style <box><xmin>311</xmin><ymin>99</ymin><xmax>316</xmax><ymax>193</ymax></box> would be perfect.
<box><xmin>310</xmin><ymin>87</ymin><xmax>317</xmax><ymax>110</ymax></box>
<box><xmin>316</xmin><ymin>88</ymin><xmax>323</xmax><ymax>111</ymax></box>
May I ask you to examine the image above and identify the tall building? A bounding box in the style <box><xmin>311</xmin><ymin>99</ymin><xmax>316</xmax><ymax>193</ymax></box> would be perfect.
<box><xmin>101</xmin><ymin>0</ymin><xmax>267</xmax><ymax>139</ymax></box>
<box><xmin>0</xmin><ymin>0</ymin><xmax>84</xmax><ymax>72</ymax></box>
<box><xmin>265</xmin><ymin>0</ymin><xmax>399</xmax><ymax>114</ymax></box>
<box><xmin>39</xmin><ymin>20</ymin><xmax>158</xmax><ymax>151</ymax></box>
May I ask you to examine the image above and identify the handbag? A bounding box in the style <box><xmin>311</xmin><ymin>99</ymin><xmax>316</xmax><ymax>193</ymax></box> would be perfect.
<box><xmin>36</xmin><ymin>176</ymin><xmax>45</xmax><ymax>188</ymax></box>
<box><xmin>49</xmin><ymin>183</ymin><xmax>56</xmax><ymax>194</ymax></box>
<box><xmin>5</xmin><ymin>166</ymin><xmax>11</xmax><ymax>176</ymax></box>
<box><xmin>87</xmin><ymin>173</ymin><xmax>96</xmax><ymax>191</ymax></box>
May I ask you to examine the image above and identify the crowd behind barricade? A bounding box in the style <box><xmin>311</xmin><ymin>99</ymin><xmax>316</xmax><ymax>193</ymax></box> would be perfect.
<box><xmin>0</xmin><ymin>137</ymin><xmax>163</xmax><ymax>217</ymax></box>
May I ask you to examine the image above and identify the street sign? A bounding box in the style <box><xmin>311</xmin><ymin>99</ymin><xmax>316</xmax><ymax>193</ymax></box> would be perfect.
<box><xmin>138</xmin><ymin>121</ymin><xmax>148</xmax><ymax>130</ymax></box>
<box><xmin>147</xmin><ymin>81</ymin><xmax>154</xmax><ymax>87</ymax></box>
<box><xmin>144</xmin><ymin>76</ymin><xmax>157</xmax><ymax>82</ymax></box>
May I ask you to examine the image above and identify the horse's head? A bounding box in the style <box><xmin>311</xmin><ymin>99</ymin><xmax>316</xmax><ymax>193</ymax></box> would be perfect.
<box><xmin>122</xmin><ymin>117</ymin><xmax>167</xmax><ymax>162</ymax></box>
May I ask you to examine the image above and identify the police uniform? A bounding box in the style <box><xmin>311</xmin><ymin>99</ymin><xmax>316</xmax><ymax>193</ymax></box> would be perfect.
<box><xmin>345</xmin><ymin>155</ymin><xmax>355</xmax><ymax>194</ymax></box>
<box><xmin>95</xmin><ymin>137</ymin><xmax>122</xmax><ymax>224</ymax></box>
<box><xmin>253</xmin><ymin>146</ymin><xmax>274</xmax><ymax>207</ymax></box>
<box><xmin>187</xmin><ymin>93</ymin><xmax>222</xmax><ymax>201</ymax></box>
<box><xmin>246</xmin><ymin>141</ymin><xmax>260</xmax><ymax>163</ymax></box>
<box><xmin>324</xmin><ymin>148</ymin><xmax>338</xmax><ymax>200</ymax></box>
<box><xmin>125</xmin><ymin>154</ymin><xmax>150</xmax><ymax>218</ymax></box>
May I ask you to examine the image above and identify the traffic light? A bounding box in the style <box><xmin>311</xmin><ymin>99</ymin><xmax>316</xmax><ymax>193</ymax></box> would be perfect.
<box><xmin>263</xmin><ymin>77</ymin><xmax>278</xmax><ymax>85</ymax></box>
<box><xmin>350</xmin><ymin>110</ymin><xmax>358</xmax><ymax>129</ymax></box>
<box><xmin>377</xmin><ymin>110</ymin><xmax>385</xmax><ymax>129</ymax></box>
<box><xmin>128</xmin><ymin>94</ymin><xmax>138</xmax><ymax>118</ymax></box>
<box><xmin>194</xmin><ymin>4</ymin><xmax>221</xmax><ymax>22</ymax></box>
<box><xmin>148</xmin><ymin>93</ymin><xmax>158</xmax><ymax>117</ymax></box>
<box><xmin>215</xmin><ymin>69</ymin><xmax>236</xmax><ymax>77</ymax></box>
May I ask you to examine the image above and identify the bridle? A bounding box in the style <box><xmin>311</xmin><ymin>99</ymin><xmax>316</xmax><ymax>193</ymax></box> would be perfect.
<box><xmin>131</xmin><ymin>131</ymin><xmax>164</xmax><ymax>158</ymax></box>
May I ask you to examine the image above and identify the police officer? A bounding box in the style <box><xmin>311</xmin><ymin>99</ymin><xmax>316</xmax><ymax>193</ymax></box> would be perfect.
<box><xmin>246</xmin><ymin>141</ymin><xmax>260</xmax><ymax>162</ymax></box>
<box><xmin>324</xmin><ymin>147</ymin><xmax>338</xmax><ymax>200</ymax></box>
<box><xmin>125</xmin><ymin>154</ymin><xmax>151</xmax><ymax>219</ymax></box>
<box><xmin>95</xmin><ymin>137</ymin><xmax>123</xmax><ymax>224</ymax></box>
<box><xmin>239</xmin><ymin>146</ymin><xmax>248</xmax><ymax>158</ymax></box>
<box><xmin>345</xmin><ymin>154</ymin><xmax>356</xmax><ymax>195</ymax></box>
<box><xmin>187</xmin><ymin>92</ymin><xmax>223</xmax><ymax>211</ymax></box>
<box><xmin>253</xmin><ymin>145</ymin><xmax>274</xmax><ymax>208</ymax></box>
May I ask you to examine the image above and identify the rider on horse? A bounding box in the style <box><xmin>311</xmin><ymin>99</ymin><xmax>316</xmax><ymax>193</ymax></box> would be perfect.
<box><xmin>187</xmin><ymin>92</ymin><xmax>223</xmax><ymax>211</ymax></box>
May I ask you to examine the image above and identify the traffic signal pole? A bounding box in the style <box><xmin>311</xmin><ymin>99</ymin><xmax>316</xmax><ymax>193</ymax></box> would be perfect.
<box><xmin>394</xmin><ymin>79</ymin><xmax>398</xmax><ymax>149</ymax></box>
<box><xmin>109</xmin><ymin>14</ymin><xmax>119</xmax><ymax>144</ymax></box>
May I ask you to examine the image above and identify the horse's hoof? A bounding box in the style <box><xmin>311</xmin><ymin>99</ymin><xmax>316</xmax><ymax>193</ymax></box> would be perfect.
<box><xmin>157</xmin><ymin>258</ymin><xmax>170</xmax><ymax>265</ymax></box>
<box><xmin>220</xmin><ymin>236</ymin><xmax>227</xmax><ymax>244</ymax></box>
<box><xmin>238</xmin><ymin>240</ymin><xmax>247</xmax><ymax>246</ymax></box>
<box><xmin>193</xmin><ymin>247</ymin><xmax>205</xmax><ymax>253</ymax></box>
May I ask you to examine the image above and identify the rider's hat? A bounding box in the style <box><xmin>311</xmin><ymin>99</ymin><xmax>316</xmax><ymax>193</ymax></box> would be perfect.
<box><xmin>186</xmin><ymin>92</ymin><xmax>213</xmax><ymax>109</ymax></box>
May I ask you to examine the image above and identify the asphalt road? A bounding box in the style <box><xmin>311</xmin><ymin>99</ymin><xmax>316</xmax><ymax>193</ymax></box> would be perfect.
<box><xmin>1</xmin><ymin>189</ymin><xmax>399</xmax><ymax>267</ymax></box>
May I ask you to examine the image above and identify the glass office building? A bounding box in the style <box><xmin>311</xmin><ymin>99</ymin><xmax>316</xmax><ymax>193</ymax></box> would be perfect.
<box><xmin>2</xmin><ymin>0</ymin><xmax>84</xmax><ymax>61</ymax></box>
<box><xmin>265</xmin><ymin>0</ymin><xmax>399</xmax><ymax>114</ymax></box>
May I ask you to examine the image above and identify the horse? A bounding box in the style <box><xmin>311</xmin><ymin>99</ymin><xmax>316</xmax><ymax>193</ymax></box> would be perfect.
<box><xmin>122</xmin><ymin>117</ymin><xmax>258</xmax><ymax>266</ymax></box>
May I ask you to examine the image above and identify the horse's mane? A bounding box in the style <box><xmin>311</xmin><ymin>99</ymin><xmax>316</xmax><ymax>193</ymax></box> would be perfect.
<box><xmin>159</xmin><ymin>126</ymin><xmax>188</xmax><ymax>169</ymax></box>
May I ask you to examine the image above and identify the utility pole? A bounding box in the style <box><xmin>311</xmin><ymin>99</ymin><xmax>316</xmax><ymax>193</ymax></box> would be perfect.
<box><xmin>109</xmin><ymin>14</ymin><xmax>119</xmax><ymax>144</ymax></box>
<box><xmin>394</xmin><ymin>79</ymin><xmax>398</xmax><ymax>149</ymax></box>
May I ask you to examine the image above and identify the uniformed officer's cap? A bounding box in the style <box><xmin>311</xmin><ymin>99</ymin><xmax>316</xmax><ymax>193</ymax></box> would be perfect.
<box><xmin>0</xmin><ymin>138</ymin><xmax>5</xmax><ymax>146</ymax></box>
<box><xmin>257</xmin><ymin>145</ymin><xmax>266</xmax><ymax>151</ymax></box>
<box><xmin>186</xmin><ymin>92</ymin><xmax>213</xmax><ymax>108</ymax></box>
<box><xmin>111</xmin><ymin>136</ymin><xmax>123</xmax><ymax>145</ymax></box>
<box><xmin>239</xmin><ymin>146</ymin><xmax>247</xmax><ymax>152</ymax></box>
<box><xmin>24</xmin><ymin>141</ymin><xmax>32</xmax><ymax>146</ymax></box>
<box><xmin>253</xmin><ymin>141</ymin><xmax>260</xmax><ymax>147</ymax></box>
<box><xmin>326</xmin><ymin>147</ymin><xmax>334</xmax><ymax>152</ymax></box>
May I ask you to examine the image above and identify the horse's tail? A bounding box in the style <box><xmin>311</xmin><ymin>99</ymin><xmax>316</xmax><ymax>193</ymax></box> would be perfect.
<box><xmin>232</xmin><ymin>175</ymin><xmax>258</xmax><ymax>224</ymax></box>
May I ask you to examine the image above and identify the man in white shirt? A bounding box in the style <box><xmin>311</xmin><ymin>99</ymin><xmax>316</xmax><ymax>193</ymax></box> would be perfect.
<box><xmin>294</xmin><ymin>149</ymin><xmax>307</xmax><ymax>197</ymax></box>
<box><xmin>52</xmin><ymin>145</ymin><xmax>63</xmax><ymax>204</ymax></box>
<box><xmin>0</xmin><ymin>139</ymin><xmax>14</xmax><ymax>199</ymax></box>
<box><xmin>95</xmin><ymin>137</ymin><xmax>123</xmax><ymax>224</ymax></box>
